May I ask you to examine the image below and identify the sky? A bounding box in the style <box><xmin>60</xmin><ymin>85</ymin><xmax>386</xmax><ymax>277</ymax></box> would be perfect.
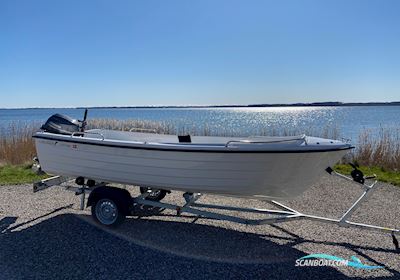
<box><xmin>1</xmin><ymin>0</ymin><xmax>400</xmax><ymax>108</ymax></box>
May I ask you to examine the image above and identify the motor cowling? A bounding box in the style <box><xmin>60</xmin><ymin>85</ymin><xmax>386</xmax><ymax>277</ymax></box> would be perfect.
<box><xmin>41</xmin><ymin>114</ymin><xmax>81</xmax><ymax>135</ymax></box>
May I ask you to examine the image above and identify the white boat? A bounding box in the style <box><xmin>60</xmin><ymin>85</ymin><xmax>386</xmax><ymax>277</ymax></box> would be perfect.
<box><xmin>33</xmin><ymin>113</ymin><xmax>352</xmax><ymax>200</ymax></box>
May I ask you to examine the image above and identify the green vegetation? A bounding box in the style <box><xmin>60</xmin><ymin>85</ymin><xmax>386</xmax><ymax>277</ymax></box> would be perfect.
<box><xmin>334</xmin><ymin>164</ymin><xmax>400</xmax><ymax>187</ymax></box>
<box><xmin>1</xmin><ymin>163</ymin><xmax>398</xmax><ymax>187</ymax></box>
<box><xmin>0</xmin><ymin>164</ymin><xmax>48</xmax><ymax>185</ymax></box>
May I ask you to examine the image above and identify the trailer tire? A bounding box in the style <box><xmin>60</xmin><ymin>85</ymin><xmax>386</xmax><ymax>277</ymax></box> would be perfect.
<box><xmin>91</xmin><ymin>198</ymin><xmax>125</xmax><ymax>227</ymax></box>
<box><xmin>87</xmin><ymin>186</ymin><xmax>132</xmax><ymax>227</ymax></box>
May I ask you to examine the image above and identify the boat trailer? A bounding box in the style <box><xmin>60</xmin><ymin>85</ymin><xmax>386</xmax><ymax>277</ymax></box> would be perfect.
<box><xmin>33</xmin><ymin>167</ymin><xmax>399</xmax><ymax>250</ymax></box>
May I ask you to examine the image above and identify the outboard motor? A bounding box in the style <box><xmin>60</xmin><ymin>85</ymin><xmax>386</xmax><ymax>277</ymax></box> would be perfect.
<box><xmin>41</xmin><ymin>114</ymin><xmax>81</xmax><ymax>135</ymax></box>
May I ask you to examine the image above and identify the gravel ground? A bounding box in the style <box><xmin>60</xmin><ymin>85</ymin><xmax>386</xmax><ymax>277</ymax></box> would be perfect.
<box><xmin>0</xmin><ymin>175</ymin><xmax>399</xmax><ymax>279</ymax></box>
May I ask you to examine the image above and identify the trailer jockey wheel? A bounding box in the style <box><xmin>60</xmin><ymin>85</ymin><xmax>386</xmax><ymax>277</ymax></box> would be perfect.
<box><xmin>91</xmin><ymin>198</ymin><xmax>125</xmax><ymax>227</ymax></box>
<box><xmin>351</xmin><ymin>169</ymin><xmax>365</xmax><ymax>184</ymax></box>
<box><xmin>139</xmin><ymin>187</ymin><xmax>167</xmax><ymax>201</ymax></box>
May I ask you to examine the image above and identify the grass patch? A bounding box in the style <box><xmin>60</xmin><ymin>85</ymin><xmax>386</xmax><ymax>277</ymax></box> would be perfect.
<box><xmin>334</xmin><ymin>164</ymin><xmax>400</xmax><ymax>187</ymax></box>
<box><xmin>1</xmin><ymin>163</ymin><xmax>399</xmax><ymax>187</ymax></box>
<box><xmin>0</xmin><ymin>164</ymin><xmax>48</xmax><ymax>185</ymax></box>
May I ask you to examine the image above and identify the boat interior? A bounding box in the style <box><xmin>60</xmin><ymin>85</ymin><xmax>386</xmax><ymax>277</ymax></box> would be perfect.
<box><xmin>87</xmin><ymin>129</ymin><xmax>308</xmax><ymax>146</ymax></box>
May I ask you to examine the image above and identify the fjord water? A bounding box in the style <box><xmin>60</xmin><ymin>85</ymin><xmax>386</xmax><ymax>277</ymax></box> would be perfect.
<box><xmin>1</xmin><ymin>106</ymin><xmax>399</xmax><ymax>141</ymax></box>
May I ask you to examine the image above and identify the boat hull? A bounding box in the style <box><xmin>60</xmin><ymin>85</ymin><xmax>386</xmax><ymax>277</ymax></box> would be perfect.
<box><xmin>34</xmin><ymin>137</ymin><xmax>348</xmax><ymax>200</ymax></box>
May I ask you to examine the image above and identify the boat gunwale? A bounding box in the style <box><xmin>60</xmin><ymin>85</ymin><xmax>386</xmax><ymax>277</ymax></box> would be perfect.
<box><xmin>33</xmin><ymin>133</ymin><xmax>354</xmax><ymax>154</ymax></box>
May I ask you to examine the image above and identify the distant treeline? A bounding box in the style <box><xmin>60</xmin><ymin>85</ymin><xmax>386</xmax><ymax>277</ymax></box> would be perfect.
<box><xmin>3</xmin><ymin>101</ymin><xmax>400</xmax><ymax>110</ymax></box>
<box><xmin>77</xmin><ymin>101</ymin><xmax>400</xmax><ymax>109</ymax></box>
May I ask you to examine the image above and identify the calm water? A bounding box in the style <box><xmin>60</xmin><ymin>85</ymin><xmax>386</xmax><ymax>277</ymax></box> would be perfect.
<box><xmin>1</xmin><ymin>106</ymin><xmax>399</xmax><ymax>142</ymax></box>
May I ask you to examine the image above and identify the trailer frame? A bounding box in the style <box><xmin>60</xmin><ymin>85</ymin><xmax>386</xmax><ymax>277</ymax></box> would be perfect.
<box><xmin>33</xmin><ymin>169</ymin><xmax>399</xmax><ymax>249</ymax></box>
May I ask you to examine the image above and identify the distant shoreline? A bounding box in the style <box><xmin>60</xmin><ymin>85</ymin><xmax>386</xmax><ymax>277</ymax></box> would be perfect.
<box><xmin>1</xmin><ymin>101</ymin><xmax>400</xmax><ymax>110</ymax></box>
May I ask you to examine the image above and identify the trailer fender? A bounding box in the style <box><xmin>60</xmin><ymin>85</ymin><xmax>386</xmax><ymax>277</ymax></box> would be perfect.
<box><xmin>87</xmin><ymin>186</ymin><xmax>132</xmax><ymax>215</ymax></box>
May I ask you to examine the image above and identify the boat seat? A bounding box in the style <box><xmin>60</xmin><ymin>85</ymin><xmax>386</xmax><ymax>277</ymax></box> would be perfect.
<box><xmin>178</xmin><ymin>135</ymin><xmax>191</xmax><ymax>143</ymax></box>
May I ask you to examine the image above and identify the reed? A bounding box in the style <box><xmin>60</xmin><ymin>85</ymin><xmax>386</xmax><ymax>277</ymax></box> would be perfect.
<box><xmin>86</xmin><ymin>119</ymin><xmax>175</xmax><ymax>134</ymax></box>
<box><xmin>350</xmin><ymin>127</ymin><xmax>400</xmax><ymax>171</ymax></box>
<box><xmin>0</xmin><ymin>122</ymin><xmax>39</xmax><ymax>165</ymax></box>
<box><xmin>0</xmin><ymin>119</ymin><xmax>398</xmax><ymax>173</ymax></box>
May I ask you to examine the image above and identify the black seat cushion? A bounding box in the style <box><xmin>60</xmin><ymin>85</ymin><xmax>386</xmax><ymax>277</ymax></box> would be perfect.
<box><xmin>178</xmin><ymin>135</ymin><xmax>191</xmax><ymax>143</ymax></box>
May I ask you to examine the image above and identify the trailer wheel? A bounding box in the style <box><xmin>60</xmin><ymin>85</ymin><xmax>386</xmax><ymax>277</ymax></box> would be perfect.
<box><xmin>139</xmin><ymin>187</ymin><xmax>167</xmax><ymax>201</ymax></box>
<box><xmin>91</xmin><ymin>198</ymin><xmax>125</xmax><ymax>227</ymax></box>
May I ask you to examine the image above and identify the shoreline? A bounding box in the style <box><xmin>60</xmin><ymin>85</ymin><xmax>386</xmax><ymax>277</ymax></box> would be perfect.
<box><xmin>1</xmin><ymin>119</ymin><xmax>398</xmax><ymax>185</ymax></box>
<box><xmin>1</xmin><ymin>101</ymin><xmax>400</xmax><ymax>110</ymax></box>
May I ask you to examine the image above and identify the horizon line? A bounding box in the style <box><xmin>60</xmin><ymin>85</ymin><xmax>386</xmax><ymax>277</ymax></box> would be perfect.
<box><xmin>1</xmin><ymin>101</ymin><xmax>400</xmax><ymax>110</ymax></box>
